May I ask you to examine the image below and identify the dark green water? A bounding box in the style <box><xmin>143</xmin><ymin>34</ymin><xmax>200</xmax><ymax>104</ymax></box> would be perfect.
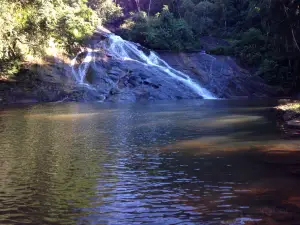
<box><xmin>1</xmin><ymin>100</ymin><xmax>300</xmax><ymax>225</ymax></box>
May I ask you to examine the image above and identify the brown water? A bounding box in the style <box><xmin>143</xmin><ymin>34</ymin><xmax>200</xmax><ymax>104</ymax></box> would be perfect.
<box><xmin>1</xmin><ymin>100</ymin><xmax>300</xmax><ymax>225</ymax></box>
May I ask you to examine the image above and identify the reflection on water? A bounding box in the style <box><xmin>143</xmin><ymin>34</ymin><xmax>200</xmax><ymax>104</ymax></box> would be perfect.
<box><xmin>1</xmin><ymin>100</ymin><xmax>300</xmax><ymax>225</ymax></box>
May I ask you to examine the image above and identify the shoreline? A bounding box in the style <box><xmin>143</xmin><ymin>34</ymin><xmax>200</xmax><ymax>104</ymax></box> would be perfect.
<box><xmin>275</xmin><ymin>100</ymin><xmax>300</xmax><ymax>129</ymax></box>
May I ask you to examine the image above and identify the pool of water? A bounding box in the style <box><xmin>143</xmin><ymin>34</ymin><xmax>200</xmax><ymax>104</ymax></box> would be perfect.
<box><xmin>1</xmin><ymin>100</ymin><xmax>300</xmax><ymax>225</ymax></box>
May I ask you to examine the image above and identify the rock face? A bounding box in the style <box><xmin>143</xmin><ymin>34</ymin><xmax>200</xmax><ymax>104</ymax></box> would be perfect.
<box><xmin>159</xmin><ymin>52</ymin><xmax>279</xmax><ymax>98</ymax></box>
<box><xmin>68</xmin><ymin>32</ymin><xmax>216</xmax><ymax>102</ymax></box>
<box><xmin>70</xmin><ymin>32</ymin><xmax>279</xmax><ymax>102</ymax></box>
<box><xmin>0</xmin><ymin>32</ymin><xmax>280</xmax><ymax>105</ymax></box>
<box><xmin>74</xmin><ymin>51</ymin><xmax>202</xmax><ymax>102</ymax></box>
<box><xmin>0</xmin><ymin>68</ymin><xmax>102</xmax><ymax>105</ymax></box>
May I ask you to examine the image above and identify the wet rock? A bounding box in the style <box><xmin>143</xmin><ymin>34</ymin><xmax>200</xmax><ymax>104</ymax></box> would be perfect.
<box><xmin>283</xmin><ymin>111</ymin><xmax>299</xmax><ymax>121</ymax></box>
<box><xmin>287</xmin><ymin>119</ymin><xmax>300</xmax><ymax>128</ymax></box>
<box><xmin>109</xmin><ymin>87</ymin><xmax>120</xmax><ymax>95</ymax></box>
<box><xmin>106</xmin><ymin>89</ymin><xmax>136</xmax><ymax>102</ymax></box>
<box><xmin>128</xmin><ymin>76</ymin><xmax>142</xmax><ymax>87</ymax></box>
<box><xmin>109</xmin><ymin>74</ymin><xmax>119</xmax><ymax>82</ymax></box>
<box><xmin>275</xmin><ymin>103</ymin><xmax>300</xmax><ymax>137</ymax></box>
<box><xmin>108</xmin><ymin>67</ymin><xmax>123</xmax><ymax>75</ymax></box>
<box><xmin>137</xmin><ymin>44</ymin><xmax>151</xmax><ymax>56</ymax></box>
<box><xmin>143</xmin><ymin>81</ymin><xmax>160</xmax><ymax>89</ymax></box>
<box><xmin>136</xmin><ymin>72</ymin><xmax>150</xmax><ymax>80</ymax></box>
<box><xmin>159</xmin><ymin>52</ymin><xmax>279</xmax><ymax>98</ymax></box>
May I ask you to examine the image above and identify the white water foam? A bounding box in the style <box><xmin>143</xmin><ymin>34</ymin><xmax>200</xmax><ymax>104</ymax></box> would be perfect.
<box><xmin>71</xmin><ymin>33</ymin><xmax>216</xmax><ymax>99</ymax></box>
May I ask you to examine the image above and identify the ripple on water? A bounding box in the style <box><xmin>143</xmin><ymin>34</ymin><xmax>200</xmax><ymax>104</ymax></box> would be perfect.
<box><xmin>1</xmin><ymin>101</ymin><xmax>300</xmax><ymax>224</ymax></box>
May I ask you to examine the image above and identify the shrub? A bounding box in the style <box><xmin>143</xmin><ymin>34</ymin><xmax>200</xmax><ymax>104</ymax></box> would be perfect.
<box><xmin>119</xmin><ymin>6</ymin><xmax>199</xmax><ymax>51</ymax></box>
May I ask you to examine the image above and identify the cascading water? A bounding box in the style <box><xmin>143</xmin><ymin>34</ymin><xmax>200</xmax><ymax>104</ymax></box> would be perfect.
<box><xmin>71</xmin><ymin>31</ymin><xmax>216</xmax><ymax>100</ymax></box>
<box><xmin>71</xmin><ymin>48</ymin><xmax>94</xmax><ymax>84</ymax></box>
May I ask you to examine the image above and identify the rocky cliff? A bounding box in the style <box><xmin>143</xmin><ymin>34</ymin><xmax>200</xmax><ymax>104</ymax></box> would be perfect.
<box><xmin>0</xmin><ymin>30</ymin><xmax>280</xmax><ymax>105</ymax></box>
<box><xmin>159</xmin><ymin>52</ymin><xmax>279</xmax><ymax>98</ymax></box>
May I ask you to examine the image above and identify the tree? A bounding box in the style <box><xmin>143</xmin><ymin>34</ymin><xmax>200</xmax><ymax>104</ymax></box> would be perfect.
<box><xmin>0</xmin><ymin>0</ymin><xmax>122</xmax><ymax>77</ymax></box>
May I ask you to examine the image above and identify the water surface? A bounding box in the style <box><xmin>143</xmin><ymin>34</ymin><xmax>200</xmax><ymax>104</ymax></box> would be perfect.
<box><xmin>1</xmin><ymin>100</ymin><xmax>300</xmax><ymax>225</ymax></box>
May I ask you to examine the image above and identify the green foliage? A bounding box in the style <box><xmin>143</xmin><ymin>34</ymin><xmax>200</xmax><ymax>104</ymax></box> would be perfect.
<box><xmin>209</xmin><ymin>28</ymin><xmax>265</xmax><ymax>65</ymax></box>
<box><xmin>115</xmin><ymin>0</ymin><xmax>300</xmax><ymax>89</ymax></box>
<box><xmin>257</xmin><ymin>59</ymin><xmax>279</xmax><ymax>84</ymax></box>
<box><xmin>0</xmin><ymin>0</ymin><xmax>98</xmax><ymax>60</ymax></box>
<box><xmin>257</xmin><ymin>58</ymin><xmax>294</xmax><ymax>86</ymax></box>
<box><xmin>240</xmin><ymin>28</ymin><xmax>265</xmax><ymax>46</ymax></box>
<box><xmin>0</xmin><ymin>0</ymin><xmax>123</xmax><ymax>77</ymax></box>
<box><xmin>120</xmin><ymin>6</ymin><xmax>199</xmax><ymax>51</ymax></box>
<box><xmin>88</xmin><ymin>0</ymin><xmax>123</xmax><ymax>23</ymax></box>
<box><xmin>0</xmin><ymin>60</ymin><xmax>22</xmax><ymax>78</ymax></box>
<box><xmin>208</xmin><ymin>46</ymin><xmax>233</xmax><ymax>55</ymax></box>
<box><xmin>231</xmin><ymin>28</ymin><xmax>265</xmax><ymax>66</ymax></box>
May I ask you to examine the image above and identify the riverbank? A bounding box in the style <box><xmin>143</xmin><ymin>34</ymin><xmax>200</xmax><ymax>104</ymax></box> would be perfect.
<box><xmin>275</xmin><ymin>101</ymin><xmax>300</xmax><ymax>129</ymax></box>
<box><xmin>0</xmin><ymin>64</ymin><xmax>80</xmax><ymax>105</ymax></box>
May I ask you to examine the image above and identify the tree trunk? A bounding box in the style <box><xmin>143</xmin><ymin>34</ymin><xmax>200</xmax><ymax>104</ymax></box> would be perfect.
<box><xmin>148</xmin><ymin>0</ymin><xmax>152</xmax><ymax>16</ymax></box>
<box><xmin>282</xmin><ymin>3</ymin><xmax>300</xmax><ymax>52</ymax></box>
<box><xmin>135</xmin><ymin>0</ymin><xmax>140</xmax><ymax>12</ymax></box>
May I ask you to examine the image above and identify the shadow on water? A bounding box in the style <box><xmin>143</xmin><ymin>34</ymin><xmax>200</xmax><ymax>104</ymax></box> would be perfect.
<box><xmin>1</xmin><ymin>99</ymin><xmax>300</xmax><ymax>225</ymax></box>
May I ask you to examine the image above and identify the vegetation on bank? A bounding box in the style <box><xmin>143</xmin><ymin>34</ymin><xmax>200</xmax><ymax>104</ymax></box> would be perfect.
<box><xmin>0</xmin><ymin>0</ymin><xmax>121</xmax><ymax>79</ymax></box>
<box><xmin>119</xmin><ymin>6</ymin><xmax>200</xmax><ymax>51</ymax></box>
<box><xmin>276</xmin><ymin>101</ymin><xmax>300</xmax><ymax>129</ymax></box>
<box><xmin>118</xmin><ymin>0</ymin><xmax>300</xmax><ymax>90</ymax></box>
<box><xmin>277</xmin><ymin>102</ymin><xmax>300</xmax><ymax>114</ymax></box>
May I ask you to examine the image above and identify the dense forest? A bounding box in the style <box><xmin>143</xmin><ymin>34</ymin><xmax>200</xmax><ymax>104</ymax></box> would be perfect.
<box><xmin>118</xmin><ymin>0</ymin><xmax>300</xmax><ymax>89</ymax></box>
<box><xmin>1</xmin><ymin>0</ymin><xmax>300</xmax><ymax>91</ymax></box>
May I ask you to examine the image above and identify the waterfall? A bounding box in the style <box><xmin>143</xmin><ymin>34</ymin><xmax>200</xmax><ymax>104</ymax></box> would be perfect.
<box><xmin>71</xmin><ymin>32</ymin><xmax>216</xmax><ymax>100</ymax></box>
<box><xmin>71</xmin><ymin>48</ymin><xmax>93</xmax><ymax>84</ymax></box>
